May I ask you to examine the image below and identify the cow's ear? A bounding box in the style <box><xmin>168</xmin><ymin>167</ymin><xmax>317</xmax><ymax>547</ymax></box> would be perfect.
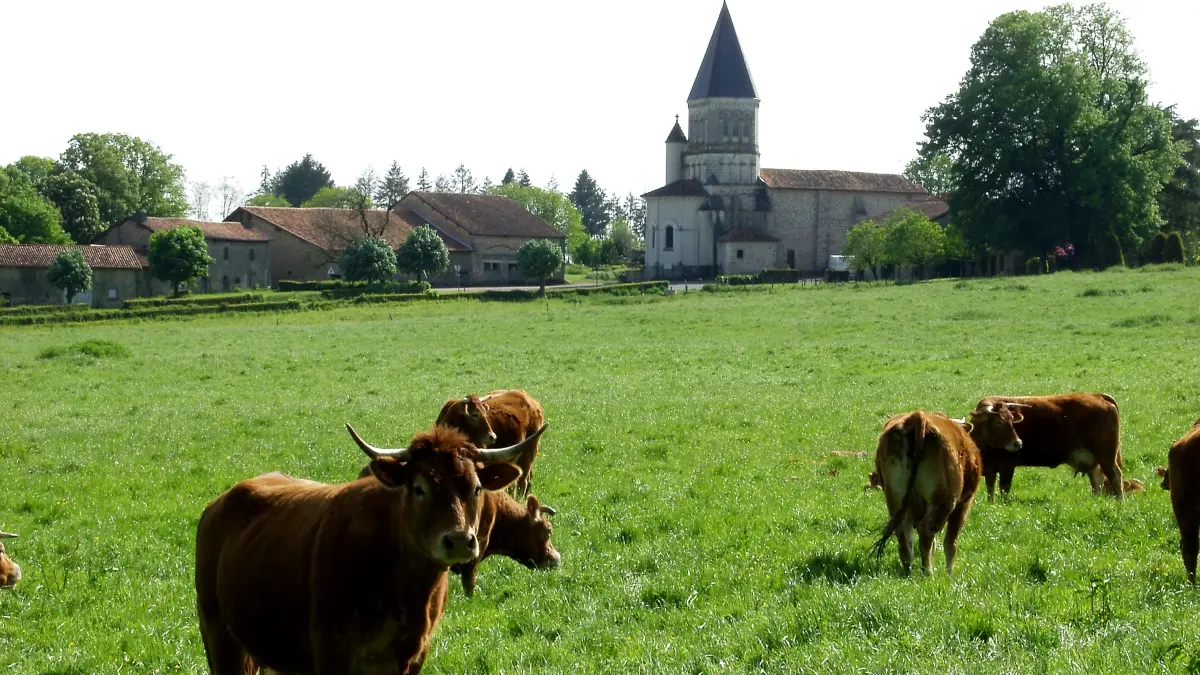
<box><xmin>477</xmin><ymin>463</ymin><xmax>522</xmax><ymax>491</ymax></box>
<box><xmin>369</xmin><ymin>457</ymin><xmax>412</xmax><ymax>488</ymax></box>
<box><xmin>526</xmin><ymin>495</ymin><xmax>542</xmax><ymax>520</ymax></box>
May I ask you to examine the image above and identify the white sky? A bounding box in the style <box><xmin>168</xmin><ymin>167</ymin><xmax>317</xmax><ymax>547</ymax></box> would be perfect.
<box><xmin>1</xmin><ymin>0</ymin><xmax>1196</xmax><ymax>210</ymax></box>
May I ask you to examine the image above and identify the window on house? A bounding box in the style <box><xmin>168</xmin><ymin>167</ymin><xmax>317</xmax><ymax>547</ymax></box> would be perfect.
<box><xmin>249</xmin><ymin>248</ymin><xmax>255</xmax><ymax>261</ymax></box>
<box><xmin>665</xmin><ymin>226</ymin><xmax>674</xmax><ymax>250</ymax></box>
<box><xmin>736</xmin><ymin>249</ymin><xmax>744</xmax><ymax>259</ymax></box>
<box><xmin>223</xmin><ymin>247</ymin><xmax>229</xmax><ymax>260</ymax></box>
<box><xmin>108</xmin><ymin>288</ymin><xmax>118</xmax><ymax>299</ymax></box>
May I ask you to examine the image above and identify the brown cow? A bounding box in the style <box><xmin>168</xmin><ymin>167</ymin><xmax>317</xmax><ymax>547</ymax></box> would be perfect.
<box><xmin>0</xmin><ymin>531</ymin><xmax>20</xmax><ymax>590</ymax></box>
<box><xmin>969</xmin><ymin>393</ymin><xmax>1124</xmax><ymax>500</ymax></box>
<box><xmin>355</xmin><ymin>463</ymin><xmax>562</xmax><ymax>597</ymax></box>
<box><xmin>870</xmin><ymin>411</ymin><xmax>983</xmax><ymax>575</ymax></box>
<box><xmin>437</xmin><ymin>389</ymin><xmax>545</xmax><ymax>499</ymax></box>
<box><xmin>196</xmin><ymin>423</ymin><xmax>545</xmax><ymax>675</ymax></box>
<box><xmin>1156</xmin><ymin>417</ymin><xmax>1200</xmax><ymax>583</ymax></box>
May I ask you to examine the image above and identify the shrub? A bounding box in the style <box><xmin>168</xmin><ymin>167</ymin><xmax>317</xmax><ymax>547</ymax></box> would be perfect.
<box><xmin>760</xmin><ymin>268</ymin><xmax>803</xmax><ymax>283</ymax></box>
<box><xmin>1148</xmin><ymin>232</ymin><xmax>1168</xmax><ymax>264</ymax></box>
<box><xmin>1165</xmin><ymin>231</ymin><xmax>1185</xmax><ymax>264</ymax></box>
<box><xmin>122</xmin><ymin>293</ymin><xmax>263</xmax><ymax>309</ymax></box>
<box><xmin>319</xmin><ymin>281</ymin><xmax>429</xmax><ymax>299</ymax></box>
<box><xmin>396</xmin><ymin>225</ymin><xmax>449</xmax><ymax>281</ymax></box>
<box><xmin>716</xmin><ymin>274</ymin><xmax>762</xmax><ymax>286</ymax></box>
<box><xmin>350</xmin><ymin>292</ymin><xmax>440</xmax><ymax>305</ymax></box>
<box><xmin>1025</xmin><ymin>257</ymin><xmax>1043</xmax><ymax>275</ymax></box>
<box><xmin>148</xmin><ymin>226</ymin><xmax>215</xmax><ymax>296</ymax></box>
<box><xmin>1097</xmin><ymin>232</ymin><xmax>1125</xmax><ymax>269</ymax></box>
<box><xmin>38</xmin><ymin>339</ymin><xmax>130</xmax><ymax>360</ymax></box>
<box><xmin>517</xmin><ymin>239</ymin><xmax>565</xmax><ymax>295</ymax></box>
<box><xmin>339</xmin><ymin>236</ymin><xmax>397</xmax><ymax>286</ymax></box>
<box><xmin>46</xmin><ymin>250</ymin><xmax>92</xmax><ymax>304</ymax></box>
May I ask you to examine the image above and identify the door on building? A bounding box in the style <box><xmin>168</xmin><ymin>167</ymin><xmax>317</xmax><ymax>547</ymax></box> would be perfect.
<box><xmin>787</xmin><ymin>249</ymin><xmax>796</xmax><ymax>270</ymax></box>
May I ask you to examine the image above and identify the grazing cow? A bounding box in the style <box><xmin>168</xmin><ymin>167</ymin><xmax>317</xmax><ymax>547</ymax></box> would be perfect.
<box><xmin>1156</xmin><ymin>417</ymin><xmax>1200</xmax><ymax>583</ymax></box>
<box><xmin>356</xmin><ymin>463</ymin><xmax>562</xmax><ymax>597</ymax></box>
<box><xmin>196</xmin><ymin>423</ymin><xmax>546</xmax><ymax>675</ymax></box>
<box><xmin>968</xmin><ymin>393</ymin><xmax>1124</xmax><ymax>500</ymax></box>
<box><xmin>870</xmin><ymin>411</ymin><xmax>983</xmax><ymax>575</ymax></box>
<box><xmin>437</xmin><ymin>389</ymin><xmax>546</xmax><ymax>499</ymax></box>
<box><xmin>0</xmin><ymin>531</ymin><xmax>20</xmax><ymax>590</ymax></box>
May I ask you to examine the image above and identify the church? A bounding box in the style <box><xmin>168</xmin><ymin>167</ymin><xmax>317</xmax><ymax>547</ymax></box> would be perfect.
<box><xmin>642</xmin><ymin>2</ymin><xmax>936</xmax><ymax>280</ymax></box>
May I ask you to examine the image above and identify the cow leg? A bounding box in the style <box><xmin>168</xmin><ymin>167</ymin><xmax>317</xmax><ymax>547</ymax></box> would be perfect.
<box><xmin>1086</xmin><ymin>466</ymin><xmax>1104</xmax><ymax>494</ymax></box>
<box><xmin>1173</xmin><ymin>496</ymin><xmax>1199</xmax><ymax>584</ymax></box>
<box><xmin>918</xmin><ymin>501</ymin><xmax>954</xmax><ymax>576</ymax></box>
<box><xmin>984</xmin><ymin>472</ymin><xmax>997</xmax><ymax>502</ymax></box>
<box><xmin>942</xmin><ymin>498</ymin><xmax>975</xmax><ymax>575</ymax></box>
<box><xmin>459</xmin><ymin>561</ymin><xmax>479</xmax><ymax>598</ymax></box>
<box><xmin>198</xmin><ymin>620</ymin><xmax>249</xmax><ymax>675</ymax></box>
<box><xmin>998</xmin><ymin>466</ymin><xmax>1015</xmax><ymax>497</ymax></box>
<box><xmin>1100</xmin><ymin>460</ymin><xmax>1124</xmax><ymax>500</ymax></box>
<box><xmin>896</xmin><ymin>517</ymin><xmax>915</xmax><ymax>576</ymax></box>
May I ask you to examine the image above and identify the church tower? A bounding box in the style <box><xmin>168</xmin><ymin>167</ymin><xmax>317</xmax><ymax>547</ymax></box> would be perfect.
<box><xmin>682</xmin><ymin>1</ymin><xmax>760</xmax><ymax>186</ymax></box>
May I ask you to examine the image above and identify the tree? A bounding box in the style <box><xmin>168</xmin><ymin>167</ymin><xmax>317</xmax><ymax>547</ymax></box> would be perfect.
<box><xmin>451</xmin><ymin>164</ymin><xmax>477</xmax><ymax>194</ymax></box>
<box><xmin>1158</xmin><ymin>110</ymin><xmax>1200</xmax><ymax>250</ymax></box>
<box><xmin>9</xmin><ymin>156</ymin><xmax>55</xmax><ymax>185</ymax></box>
<box><xmin>1165</xmin><ymin>231</ymin><xmax>1186</xmax><ymax>263</ymax></box>
<box><xmin>480</xmin><ymin>176</ymin><xmax>494</xmax><ymax>193</ymax></box>
<box><xmin>396</xmin><ymin>225</ymin><xmax>449</xmax><ymax>281</ymax></box>
<box><xmin>517</xmin><ymin>239</ymin><xmax>564</xmax><ymax>295</ymax></box>
<box><xmin>1098</xmin><ymin>230</ymin><xmax>1125</xmax><ymax>268</ymax></box>
<box><xmin>434</xmin><ymin>174</ymin><xmax>452</xmax><ymax>192</ymax></box>
<box><xmin>375</xmin><ymin>161</ymin><xmax>410</xmax><ymax>206</ymax></box>
<box><xmin>272</xmin><ymin>154</ymin><xmax>334</xmax><ymax>206</ymax></box>
<box><xmin>416</xmin><ymin>168</ymin><xmax>432</xmax><ymax>192</ymax></box>
<box><xmin>338</xmin><ymin>236</ymin><xmax>397</xmax><ymax>286</ymax></box>
<box><xmin>1147</xmin><ymin>231</ymin><xmax>1168</xmax><ymax>263</ymax></box>
<box><xmin>919</xmin><ymin>4</ymin><xmax>1182</xmax><ymax>267</ymax></box>
<box><xmin>902</xmin><ymin>152</ymin><xmax>955</xmax><ymax>195</ymax></box>
<box><xmin>354</xmin><ymin>167</ymin><xmax>379</xmax><ymax>205</ymax></box>
<box><xmin>147</xmin><ymin>225</ymin><xmax>215</xmax><ymax>296</ymax></box>
<box><xmin>246</xmin><ymin>193</ymin><xmax>290</xmax><ymax>207</ymax></box>
<box><xmin>569</xmin><ymin>170</ymin><xmax>610</xmax><ymax>237</ymax></box>
<box><xmin>622</xmin><ymin>192</ymin><xmax>648</xmax><ymax>242</ymax></box>
<box><xmin>883</xmin><ymin>207</ymin><xmax>947</xmax><ymax>278</ymax></box>
<box><xmin>189</xmin><ymin>180</ymin><xmax>212</xmax><ymax>220</ymax></box>
<box><xmin>256</xmin><ymin>165</ymin><xmax>279</xmax><ymax>197</ymax></box>
<box><xmin>301</xmin><ymin>186</ymin><xmax>373</xmax><ymax>209</ymax></box>
<box><xmin>0</xmin><ymin>169</ymin><xmax>71</xmax><ymax>243</ymax></box>
<box><xmin>609</xmin><ymin>219</ymin><xmax>637</xmax><ymax>258</ymax></box>
<box><xmin>517</xmin><ymin>169</ymin><xmax>532</xmax><ymax>187</ymax></box>
<box><xmin>41</xmin><ymin>171</ymin><xmax>103</xmax><ymax>243</ymax></box>
<box><xmin>216</xmin><ymin>177</ymin><xmax>244</xmax><ymax>219</ymax></box>
<box><xmin>0</xmin><ymin>225</ymin><xmax>15</xmax><ymax>244</ymax></box>
<box><xmin>58</xmin><ymin>133</ymin><xmax>189</xmax><ymax>225</ymax></box>
<box><xmin>842</xmin><ymin>219</ymin><xmax>889</xmax><ymax>273</ymax></box>
<box><xmin>502</xmin><ymin>168</ymin><xmax>516</xmax><ymax>185</ymax></box>
<box><xmin>488</xmin><ymin>183</ymin><xmax>587</xmax><ymax>255</ymax></box>
<box><xmin>46</xmin><ymin>250</ymin><xmax>92</xmax><ymax>304</ymax></box>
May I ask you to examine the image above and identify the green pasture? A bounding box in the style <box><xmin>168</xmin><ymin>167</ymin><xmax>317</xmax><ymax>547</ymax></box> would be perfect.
<box><xmin>2</xmin><ymin>266</ymin><xmax>1199</xmax><ymax>673</ymax></box>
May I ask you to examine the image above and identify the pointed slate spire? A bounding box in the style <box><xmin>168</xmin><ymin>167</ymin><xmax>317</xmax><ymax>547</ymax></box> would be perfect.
<box><xmin>688</xmin><ymin>2</ymin><xmax>757</xmax><ymax>101</ymax></box>
<box><xmin>666</xmin><ymin>115</ymin><xmax>688</xmax><ymax>143</ymax></box>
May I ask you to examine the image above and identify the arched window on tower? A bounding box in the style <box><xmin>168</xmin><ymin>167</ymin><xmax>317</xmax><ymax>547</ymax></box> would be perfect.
<box><xmin>665</xmin><ymin>225</ymin><xmax>675</xmax><ymax>250</ymax></box>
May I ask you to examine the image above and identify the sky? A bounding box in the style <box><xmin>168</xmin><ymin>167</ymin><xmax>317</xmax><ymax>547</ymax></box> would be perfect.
<box><xmin>1</xmin><ymin>0</ymin><xmax>1196</xmax><ymax>213</ymax></box>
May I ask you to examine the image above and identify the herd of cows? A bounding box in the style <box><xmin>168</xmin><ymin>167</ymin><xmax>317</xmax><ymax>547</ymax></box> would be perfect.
<box><xmin>2</xmin><ymin>389</ymin><xmax>1200</xmax><ymax>673</ymax></box>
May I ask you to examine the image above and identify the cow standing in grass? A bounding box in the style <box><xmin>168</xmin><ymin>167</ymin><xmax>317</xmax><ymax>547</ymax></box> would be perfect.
<box><xmin>871</xmin><ymin>411</ymin><xmax>986</xmax><ymax>575</ymax></box>
<box><xmin>437</xmin><ymin>389</ymin><xmax>546</xmax><ymax>499</ymax></box>
<box><xmin>970</xmin><ymin>393</ymin><xmax>1124</xmax><ymax>500</ymax></box>
<box><xmin>1156</xmin><ymin>418</ymin><xmax>1200</xmax><ymax>583</ymax></box>
<box><xmin>196</xmin><ymin>423</ymin><xmax>545</xmax><ymax>675</ymax></box>
<box><xmin>0</xmin><ymin>532</ymin><xmax>20</xmax><ymax>590</ymax></box>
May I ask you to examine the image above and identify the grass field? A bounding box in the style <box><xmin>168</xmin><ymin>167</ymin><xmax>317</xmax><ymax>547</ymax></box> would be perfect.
<box><xmin>2</xmin><ymin>266</ymin><xmax>1200</xmax><ymax>673</ymax></box>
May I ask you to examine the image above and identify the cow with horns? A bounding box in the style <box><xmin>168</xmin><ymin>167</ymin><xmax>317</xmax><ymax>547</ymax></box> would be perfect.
<box><xmin>436</xmin><ymin>389</ymin><xmax>546</xmax><ymax>499</ymax></box>
<box><xmin>968</xmin><ymin>393</ymin><xmax>1125</xmax><ymax>500</ymax></box>
<box><xmin>0</xmin><ymin>531</ymin><xmax>20</xmax><ymax>590</ymax></box>
<box><xmin>195</xmin><ymin>422</ymin><xmax>546</xmax><ymax>675</ymax></box>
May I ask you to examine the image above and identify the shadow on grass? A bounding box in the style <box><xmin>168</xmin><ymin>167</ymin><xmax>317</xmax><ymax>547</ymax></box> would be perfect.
<box><xmin>790</xmin><ymin>550</ymin><xmax>884</xmax><ymax>585</ymax></box>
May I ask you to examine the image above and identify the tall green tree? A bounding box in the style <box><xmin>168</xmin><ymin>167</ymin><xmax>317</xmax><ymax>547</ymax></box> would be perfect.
<box><xmin>0</xmin><ymin>169</ymin><xmax>71</xmax><ymax>243</ymax></box>
<box><xmin>1158</xmin><ymin>110</ymin><xmax>1200</xmax><ymax>252</ymax></box>
<box><xmin>569</xmin><ymin>170</ymin><xmax>610</xmax><ymax>237</ymax></box>
<box><xmin>246</xmin><ymin>193</ymin><xmax>290</xmax><ymax>207</ymax></box>
<box><xmin>883</xmin><ymin>207</ymin><xmax>947</xmax><ymax>278</ymax></box>
<box><xmin>516</xmin><ymin>239</ymin><xmax>564</xmax><ymax>295</ymax></box>
<box><xmin>842</xmin><ymin>219</ymin><xmax>889</xmax><ymax>273</ymax></box>
<box><xmin>919</xmin><ymin>4</ymin><xmax>1182</xmax><ymax>266</ymax></box>
<box><xmin>8</xmin><ymin>156</ymin><xmax>55</xmax><ymax>185</ymax></box>
<box><xmin>416</xmin><ymin>168</ymin><xmax>432</xmax><ymax>192</ymax></box>
<box><xmin>434</xmin><ymin>174</ymin><xmax>452</xmax><ymax>192</ymax></box>
<box><xmin>451</xmin><ymin>164</ymin><xmax>477</xmax><ymax>194</ymax></box>
<box><xmin>375</xmin><ymin>161</ymin><xmax>410</xmax><ymax>206</ymax></box>
<box><xmin>517</xmin><ymin>169</ymin><xmax>532</xmax><ymax>187</ymax></box>
<box><xmin>42</xmin><ymin>172</ymin><xmax>103</xmax><ymax>243</ymax></box>
<box><xmin>396</xmin><ymin>225</ymin><xmax>449</xmax><ymax>281</ymax></box>
<box><xmin>273</xmin><ymin>154</ymin><xmax>333</xmax><ymax>206</ymax></box>
<box><xmin>339</xmin><ymin>236</ymin><xmax>397</xmax><ymax>286</ymax></box>
<box><xmin>622</xmin><ymin>192</ymin><xmax>648</xmax><ymax>241</ymax></box>
<box><xmin>502</xmin><ymin>168</ymin><xmax>516</xmax><ymax>185</ymax></box>
<box><xmin>902</xmin><ymin>152</ymin><xmax>955</xmax><ymax>194</ymax></box>
<box><xmin>489</xmin><ymin>183</ymin><xmax>587</xmax><ymax>255</ymax></box>
<box><xmin>301</xmin><ymin>186</ymin><xmax>373</xmax><ymax>209</ymax></box>
<box><xmin>147</xmin><ymin>225</ymin><xmax>215</xmax><ymax>296</ymax></box>
<box><xmin>46</xmin><ymin>250</ymin><xmax>92</xmax><ymax>304</ymax></box>
<box><xmin>58</xmin><ymin>133</ymin><xmax>189</xmax><ymax>225</ymax></box>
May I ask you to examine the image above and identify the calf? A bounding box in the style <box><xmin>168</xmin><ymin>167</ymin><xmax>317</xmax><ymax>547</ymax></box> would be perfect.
<box><xmin>1156</xmin><ymin>417</ymin><xmax>1200</xmax><ymax>583</ymax></box>
<box><xmin>870</xmin><ymin>411</ymin><xmax>982</xmax><ymax>575</ymax></box>
<box><xmin>969</xmin><ymin>393</ymin><xmax>1124</xmax><ymax>500</ymax></box>
<box><xmin>0</xmin><ymin>532</ymin><xmax>20</xmax><ymax>590</ymax></box>
<box><xmin>438</xmin><ymin>390</ymin><xmax>546</xmax><ymax>498</ymax></box>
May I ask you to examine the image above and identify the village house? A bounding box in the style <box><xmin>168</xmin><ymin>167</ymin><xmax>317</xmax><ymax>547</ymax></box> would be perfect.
<box><xmin>224</xmin><ymin>193</ymin><xmax>565</xmax><ymax>287</ymax></box>
<box><xmin>0</xmin><ymin>244</ymin><xmax>143</xmax><ymax>307</ymax></box>
<box><xmin>98</xmin><ymin>215</ymin><xmax>272</xmax><ymax>293</ymax></box>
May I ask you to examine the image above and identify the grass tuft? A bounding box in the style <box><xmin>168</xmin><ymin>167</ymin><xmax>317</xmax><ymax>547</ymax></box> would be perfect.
<box><xmin>37</xmin><ymin>339</ymin><xmax>131</xmax><ymax>360</ymax></box>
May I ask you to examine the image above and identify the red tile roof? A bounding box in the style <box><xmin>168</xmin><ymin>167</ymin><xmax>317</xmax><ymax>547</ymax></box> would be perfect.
<box><xmin>0</xmin><ymin>244</ymin><xmax>144</xmax><ymax>270</ymax></box>
<box><xmin>233</xmin><ymin>207</ymin><xmax>416</xmax><ymax>251</ymax></box>
<box><xmin>868</xmin><ymin>198</ymin><xmax>950</xmax><ymax>223</ymax></box>
<box><xmin>760</xmin><ymin>169</ymin><xmax>926</xmax><ymax>194</ymax></box>
<box><xmin>718</xmin><ymin>226</ymin><xmax>780</xmax><ymax>243</ymax></box>
<box><xmin>392</xmin><ymin>209</ymin><xmax>472</xmax><ymax>252</ymax></box>
<box><xmin>642</xmin><ymin>179</ymin><xmax>710</xmax><ymax>198</ymax></box>
<box><xmin>132</xmin><ymin>217</ymin><xmax>269</xmax><ymax>242</ymax></box>
<box><xmin>409</xmin><ymin>193</ymin><xmax>566</xmax><ymax>239</ymax></box>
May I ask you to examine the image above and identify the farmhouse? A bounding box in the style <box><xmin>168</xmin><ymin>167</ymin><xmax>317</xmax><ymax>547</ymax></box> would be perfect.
<box><xmin>99</xmin><ymin>215</ymin><xmax>271</xmax><ymax>293</ymax></box>
<box><xmin>643</xmin><ymin>3</ymin><xmax>930</xmax><ymax>280</ymax></box>
<box><xmin>224</xmin><ymin>193</ymin><xmax>566</xmax><ymax>287</ymax></box>
<box><xmin>0</xmin><ymin>244</ymin><xmax>143</xmax><ymax>307</ymax></box>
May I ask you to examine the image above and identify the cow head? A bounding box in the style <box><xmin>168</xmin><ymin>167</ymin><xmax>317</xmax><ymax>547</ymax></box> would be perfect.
<box><xmin>1157</xmin><ymin>466</ymin><xmax>1170</xmax><ymax>490</ymax></box>
<box><xmin>0</xmin><ymin>532</ymin><xmax>20</xmax><ymax>590</ymax></box>
<box><xmin>346</xmin><ymin>422</ymin><xmax>546</xmax><ymax>567</ymax></box>
<box><xmin>967</xmin><ymin>400</ymin><xmax>1026</xmax><ymax>452</ymax></box>
<box><xmin>512</xmin><ymin>495</ymin><xmax>561</xmax><ymax>570</ymax></box>
<box><xmin>440</xmin><ymin>395</ymin><xmax>498</xmax><ymax>447</ymax></box>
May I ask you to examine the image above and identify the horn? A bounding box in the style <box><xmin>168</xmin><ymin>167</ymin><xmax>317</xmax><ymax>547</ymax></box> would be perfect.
<box><xmin>0</xmin><ymin>532</ymin><xmax>16</xmax><ymax>539</ymax></box>
<box><xmin>984</xmin><ymin>403</ymin><xmax>995</xmax><ymax>413</ymax></box>
<box><xmin>540</xmin><ymin>504</ymin><xmax>557</xmax><ymax>516</ymax></box>
<box><xmin>474</xmin><ymin>423</ymin><xmax>548</xmax><ymax>463</ymax></box>
<box><xmin>1005</xmin><ymin>402</ymin><xmax>1032</xmax><ymax>409</ymax></box>
<box><xmin>346</xmin><ymin>423</ymin><xmax>411</xmax><ymax>461</ymax></box>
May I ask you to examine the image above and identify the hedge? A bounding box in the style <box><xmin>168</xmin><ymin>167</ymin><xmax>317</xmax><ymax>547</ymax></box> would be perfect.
<box><xmin>760</xmin><ymin>268</ymin><xmax>803</xmax><ymax>283</ymax></box>
<box><xmin>122</xmin><ymin>292</ymin><xmax>264</xmax><ymax>310</ymax></box>
<box><xmin>0</xmin><ymin>303</ymin><xmax>91</xmax><ymax>317</ymax></box>
<box><xmin>278</xmin><ymin>279</ymin><xmax>431</xmax><ymax>294</ymax></box>
<box><xmin>320</xmin><ymin>281</ymin><xmax>430</xmax><ymax>299</ymax></box>
<box><xmin>0</xmin><ymin>298</ymin><xmax>304</xmax><ymax>326</ymax></box>
<box><xmin>351</xmin><ymin>291</ymin><xmax>441</xmax><ymax>305</ymax></box>
<box><xmin>471</xmin><ymin>281</ymin><xmax>669</xmax><ymax>302</ymax></box>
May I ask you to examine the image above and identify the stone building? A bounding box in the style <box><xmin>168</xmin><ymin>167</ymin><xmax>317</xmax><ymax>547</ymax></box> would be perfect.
<box><xmin>643</xmin><ymin>2</ymin><xmax>929</xmax><ymax>280</ymax></box>
<box><xmin>0</xmin><ymin>244</ymin><xmax>143</xmax><ymax>307</ymax></box>
<box><xmin>100</xmin><ymin>215</ymin><xmax>271</xmax><ymax>293</ymax></box>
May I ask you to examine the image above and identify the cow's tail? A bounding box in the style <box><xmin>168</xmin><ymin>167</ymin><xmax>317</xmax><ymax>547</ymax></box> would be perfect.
<box><xmin>871</xmin><ymin>411</ymin><xmax>927</xmax><ymax>558</ymax></box>
<box><xmin>1100</xmin><ymin>393</ymin><xmax>1124</xmax><ymax>469</ymax></box>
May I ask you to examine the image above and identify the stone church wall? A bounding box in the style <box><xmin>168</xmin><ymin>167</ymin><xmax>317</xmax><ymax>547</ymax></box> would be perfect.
<box><xmin>767</xmin><ymin>190</ymin><xmax>922</xmax><ymax>273</ymax></box>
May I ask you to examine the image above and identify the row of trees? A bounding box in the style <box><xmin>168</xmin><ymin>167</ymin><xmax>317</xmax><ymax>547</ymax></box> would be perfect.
<box><xmin>899</xmin><ymin>3</ymin><xmax>1199</xmax><ymax>269</ymax></box>
<box><xmin>842</xmin><ymin>208</ymin><xmax>968</xmax><ymax>279</ymax></box>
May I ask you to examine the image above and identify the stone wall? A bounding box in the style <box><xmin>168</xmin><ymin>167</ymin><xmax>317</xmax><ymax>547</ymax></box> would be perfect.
<box><xmin>0</xmin><ymin>267</ymin><xmax>139</xmax><ymax>307</ymax></box>
<box><xmin>718</xmin><ymin>241</ymin><xmax>777</xmax><ymax>275</ymax></box>
<box><xmin>98</xmin><ymin>221</ymin><xmax>271</xmax><ymax>293</ymax></box>
<box><xmin>645</xmin><ymin>195</ymin><xmax>710</xmax><ymax>275</ymax></box>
